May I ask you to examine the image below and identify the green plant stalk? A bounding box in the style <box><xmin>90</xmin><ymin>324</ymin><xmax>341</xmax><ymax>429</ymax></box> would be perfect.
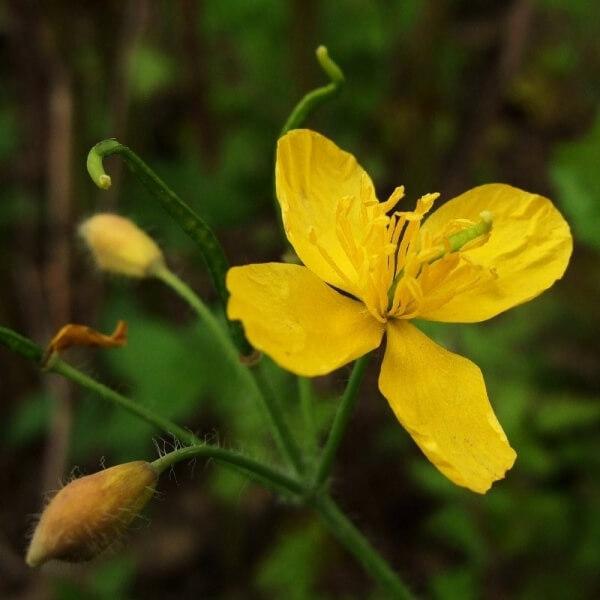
<box><xmin>155</xmin><ymin>267</ymin><xmax>304</xmax><ymax>475</ymax></box>
<box><xmin>1</xmin><ymin>326</ymin><xmax>412</xmax><ymax>595</ymax></box>
<box><xmin>86</xmin><ymin>139</ymin><xmax>252</xmax><ymax>357</ymax></box>
<box><xmin>313</xmin><ymin>353</ymin><xmax>372</xmax><ymax>489</ymax></box>
<box><xmin>298</xmin><ymin>377</ymin><xmax>318</xmax><ymax>465</ymax></box>
<box><xmin>274</xmin><ymin>46</ymin><xmax>345</xmax><ymax>242</ymax></box>
<box><xmin>280</xmin><ymin>45</ymin><xmax>345</xmax><ymax>136</ymax></box>
<box><xmin>0</xmin><ymin>326</ymin><xmax>300</xmax><ymax>495</ymax></box>
<box><xmin>313</xmin><ymin>495</ymin><xmax>413</xmax><ymax>599</ymax></box>
<box><xmin>151</xmin><ymin>445</ymin><xmax>303</xmax><ymax>495</ymax></box>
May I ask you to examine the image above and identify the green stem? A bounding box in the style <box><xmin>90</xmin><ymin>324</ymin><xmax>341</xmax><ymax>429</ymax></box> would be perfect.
<box><xmin>155</xmin><ymin>267</ymin><xmax>304</xmax><ymax>475</ymax></box>
<box><xmin>274</xmin><ymin>46</ymin><xmax>345</xmax><ymax>242</ymax></box>
<box><xmin>0</xmin><ymin>326</ymin><xmax>43</xmax><ymax>363</ymax></box>
<box><xmin>298</xmin><ymin>377</ymin><xmax>318</xmax><ymax>464</ymax></box>
<box><xmin>86</xmin><ymin>139</ymin><xmax>251</xmax><ymax>357</ymax></box>
<box><xmin>314</xmin><ymin>495</ymin><xmax>414</xmax><ymax>599</ymax></box>
<box><xmin>253</xmin><ymin>361</ymin><xmax>305</xmax><ymax>474</ymax></box>
<box><xmin>155</xmin><ymin>266</ymin><xmax>240</xmax><ymax>366</ymax></box>
<box><xmin>313</xmin><ymin>354</ymin><xmax>371</xmax><ymax>489</ymax></box>
<box><xmin>152</xmin><ymin>445</ymin><xmax>303</xmax><ymax>496</ymax></box>
<box><xmin>1</xmin><ymin>326</ymin><xmax>413</xmax><ymax>594</ymax></box>
<box><xmin>0</xmin><ymin>326</ymin><xmax>300</xmax><ymax>496</ymax></box>
<box><xmin>53</xmin><ymin>360</ymin><xmax>197</xmax><ymax>446</ymax></box>
<box><xmin>280</xmin><ymin>46</ymin><xmax>345</xmax><ymax>136</ymax></box>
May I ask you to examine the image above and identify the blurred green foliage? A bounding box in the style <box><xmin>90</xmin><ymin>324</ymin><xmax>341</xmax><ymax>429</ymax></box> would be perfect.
<box><xmin>1</xmin><ymin>0</ymin><xmax>599</xmax><ymax>598</ymax></box>
<box><xmin>551</xmin><ymin>112</ymin><xmax>600</xmax><ymax>249</ymax></box>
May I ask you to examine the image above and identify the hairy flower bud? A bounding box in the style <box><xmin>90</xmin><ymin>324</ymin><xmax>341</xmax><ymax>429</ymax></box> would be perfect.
<box><xmin>26</xmin><ymin>461</ymin><xmax>158</xmax><ymax>567</ymax></box>
<box><xmin>79</xmin><ymin>214</ymin><xmax>165</xmax><ymax>278</ymax></box>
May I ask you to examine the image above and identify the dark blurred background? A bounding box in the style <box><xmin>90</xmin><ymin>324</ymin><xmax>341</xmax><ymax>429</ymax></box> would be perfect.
<box><xmin>1</xmin><ymin>1</ymin><xmax>599</xmax><ymax>598</ymax></box>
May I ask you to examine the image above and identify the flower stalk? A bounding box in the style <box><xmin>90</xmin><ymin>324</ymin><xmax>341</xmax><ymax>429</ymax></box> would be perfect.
<box><xmin>155</xmin><ymin>266</ymin><xmax>304</xmax><ymax>475</ymax></box>
<box><xmin>313</xmin><ymin>353</ymin><xmax>372</xmax><ymax>489</ymax></box>
<box><xmin>313</xmin><ymin>495</ymin><xmax>413</xmax><ymax>599</ymax></box>
<box><xmin>0</xmin><ymin>326</ymin><xmax>298</xmax><ymax>492</ymax></box>
<box><xmin>151</xmin><ymin>445</ymin><xmax>303</xmax><ymax>496</ymax></box>
<box><xmin>86</xmin><ymin>139</ymin><xmax>252</xmax><ymax>357</ymax></box>
<box><xmin>298</xmin><ymin>377</ymin><xmax>318</xmax><ymax>466</ymax></box>
<box><xmin>1</xmin><ymin>325</ymin><xmax>413</xmax><ymax>596</ymax></box>
<box><xmin>280</xmin><ymin>46</ymin><xmax>345</xmax><ymax>136</ymax></box>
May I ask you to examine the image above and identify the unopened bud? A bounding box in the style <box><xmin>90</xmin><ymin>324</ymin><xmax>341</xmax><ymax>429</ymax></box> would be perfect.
<box><xmin>26</xmin><ymin>461</ymin><xmax>158</xmax><ymax>567</ymax></box>
<box><xmin>79</xmin><ymin>214</ymin><xmax>165</xmax><ymax>278</ymax></box>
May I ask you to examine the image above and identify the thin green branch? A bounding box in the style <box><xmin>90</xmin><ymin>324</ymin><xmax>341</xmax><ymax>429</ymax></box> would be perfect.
<box><xmin>0</xmin><ymin>326</ymin><xmax>301</xmax><ymax>495</ymax></box>
<box><xmin>314</xmin><ymin>495</ymin><xmax>414</xmax><ymax>599</ymax></box>
<box><xmin>280</xmin><ymin>45</ymin><xmax>345</xmax><ymax>136</ymax></box>
<box><xmin>52</xmin><ymin>360</ymin><xmax>198</xmax><ymax>446</ymax></box>
<box><xmin>273</xmin><ymin>45</ymin><xmax>345</xmax><ymax>249</ymax></box>
<box><xmin>313</xmin><ymin>353</ymin><xmax>372</xmax><ymax>489</ymax></box>
<box><xmin>298</xmin><ymin>377</ymin><xmax>318</xmax><ymax>465</ymax></box>
<box><xmin>152</xmin><ymin>445</ymin><xmax>303</xmax><ymax>496</ymax></box>
<box><xmin>155</xmin><ymin>266</ymin><xmax>239</xmax><ymax>366</ymax></box>
<box><xmin>0</xmin><ymin>327</ymin><xmax>43</xmax><ymax>363</ymax></box>
<box><xmin>253</xmin><ymin>360</ymin><xmax>305</xmax><ymax>474</ymax></box>
<box><xmin>2</xmin><ymin>326</ymin><xmax>413</xmax><ymax>593</ymax></box>
<box><xmin>86</xmin><ymin>138</ymin><xmax>252</xmax><ymax>357</ymax></box>
<box><xmin>155</xmin><ymin>267</ymin><xmax>304</xmax><ymax>475</ymax></box>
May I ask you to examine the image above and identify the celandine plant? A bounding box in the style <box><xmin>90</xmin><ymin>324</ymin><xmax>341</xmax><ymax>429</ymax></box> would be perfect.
<box><xmin>0</xmin><ymin>48</ymin><xmax>572</xmax><ymax>597</ymax></box>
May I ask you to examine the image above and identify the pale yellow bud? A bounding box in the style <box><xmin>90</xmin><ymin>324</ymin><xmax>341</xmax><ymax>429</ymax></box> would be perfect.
<box><xmin>26</xmin><ymin>461</ymin><xmax>158</xmax><ymax>567</ymax></box>
<box><xmin>79</xmin><ymin>214</ymin><xmax>165</xmax><ymax>278</ymax></box>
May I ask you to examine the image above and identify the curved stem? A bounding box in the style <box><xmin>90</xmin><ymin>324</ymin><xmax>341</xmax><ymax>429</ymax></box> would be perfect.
<box><xmin>155</xmin><ymin>266</ymin><xmax>240</xmax><ymax>366</ymax></box>
<box><xmin>280</xmin><ymin>46</ymin><xmax>345</xmax><ymax>136</ymax></box>
<box><xmin>151</xmin><ymin>445</ymin><xmax>303</xmax><ymax>496</ymax></box>
<box><xmin>155</xmin><ymin>267</ymin><xmax>304</xmax><ymax>475</ymax></box>
<box><xmin>86</xmin><ymin>138</ymin><xmax>252</xmax><ymax>357</ymax></box>
<box><xmin>314</xmin><ymin>495</ymin><xmax>414</xmax><ymax>599</ymax></box>
<box><xmin>1</xmin><ymin>326</ymin><xmax>413</xmax><ymax>594</ymax></box>
<box><xmin>0</xmin><ymin>326</ymin><xmax>301</xmax><ymax>495</ymax></box>
<box><xmin>54</xmin><ymin>359</ymin><xmax>198</xmax><ymax>446</ymax></box>
<box><xmin>313</xmin><ymin>353</ymin><xmax>371</xmax><ymax>489</ymax></box>
<box><xmin>275</xmin><ymin>45</ymin><xmax>345</xmax><ymax>249</ymax></box>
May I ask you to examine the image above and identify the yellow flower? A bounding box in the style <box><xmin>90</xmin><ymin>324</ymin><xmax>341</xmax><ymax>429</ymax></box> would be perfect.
<box><xmin>227</xmin><ymin>129</ymin><xmax>572</xmax><ymax>493</ymax></box>
<box><xmin>26</xmin><ymin>461</ymin><xmax>158</xmax><ymax>567</ymax></box>
<box><xmin>79</xmin><ymin>213</ymin><xmax>165</xmax><ymax>278</ymax></box>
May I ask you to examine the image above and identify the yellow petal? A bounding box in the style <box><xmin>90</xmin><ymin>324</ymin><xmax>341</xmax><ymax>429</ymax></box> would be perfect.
<box><xmin>227</xmin><ymin>263</ymin><xmax>383</xmax><ymax>377</ymax></box>
<box><xmin>43</xmin><ymin>321</ymin><xmax>128</xmax><ymax>367</ymax></box>
<box><xmin>379</xmin><ymin>320</ymin><xmax>516</xmax><ymax>493</ymax></box>
<box><xmin>79</xmin><ymin>214</ymin><xmax>165</xmax><ymax>278</ymax></box>
<box><xmin>275</xmin><ymin>129</ymin><xmax>379</xmax><ymax>297</ymax></box>
<box><xmin>419</xmin><ymin>184</ymin><xmax>572</xmax><ymax>322</ymax></box>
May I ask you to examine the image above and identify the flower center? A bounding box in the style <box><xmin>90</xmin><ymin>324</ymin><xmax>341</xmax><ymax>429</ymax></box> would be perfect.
<box><xmin>386</xmin><ymin>210</ymin><xmax>494</xmax><ymax>317</ymax></box>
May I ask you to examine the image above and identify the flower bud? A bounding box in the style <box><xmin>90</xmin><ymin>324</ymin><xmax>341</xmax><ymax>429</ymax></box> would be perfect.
<box><xmin>79</xmin><ymin>214</ymin><xmax>165</xmax><ymax>278</ymax></box>
<box><xmin>26</xmin><ymin>461</ymin><xmax>158</xmax><ymax>567</ymax></box>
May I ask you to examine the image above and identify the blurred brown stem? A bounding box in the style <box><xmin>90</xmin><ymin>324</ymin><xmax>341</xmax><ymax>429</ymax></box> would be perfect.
<box><xmin>41</xmin><ymin>20</ymin><xmax>75</xmax><ymax>492</ymax></box>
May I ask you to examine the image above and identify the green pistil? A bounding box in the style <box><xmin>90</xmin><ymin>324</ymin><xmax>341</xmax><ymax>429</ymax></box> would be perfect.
<box><xmin>445</xmin><ymin>210</ymin><xmax>493</xmax><ymax>254</ymax></box>
<box><xmin>386</xmin><ymin>211</ymin><xmax>493</xmax><ymax>310</ymax></box>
